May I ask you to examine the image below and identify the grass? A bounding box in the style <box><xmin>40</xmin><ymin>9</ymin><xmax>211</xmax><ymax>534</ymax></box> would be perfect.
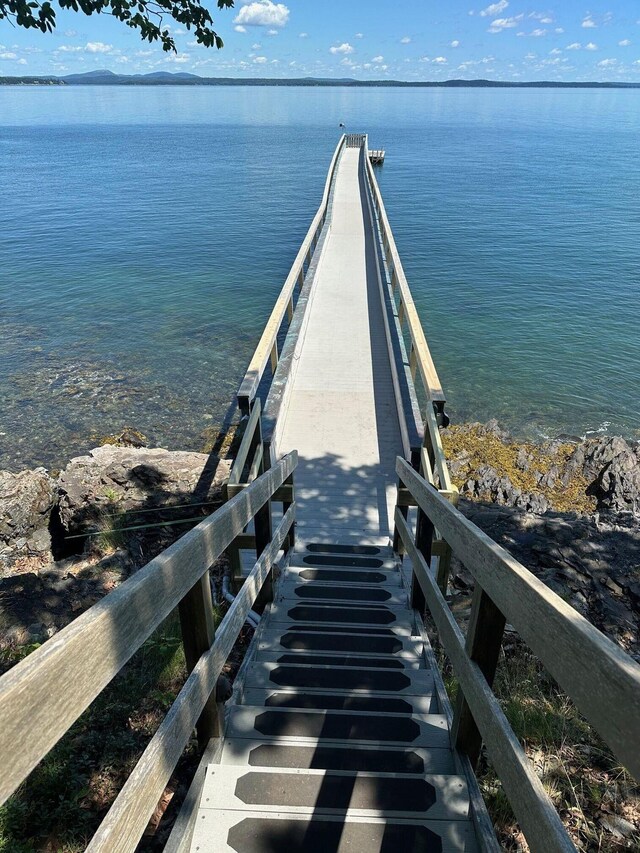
<box><xmin>0</xmin><ymin>614</ymin><xmax>191</xmax><ymax>853</ymax></box>
<box><xmin>434</xmin><ymin>624</ymin><xmax>639</xmax><ymax>851</ymax></box>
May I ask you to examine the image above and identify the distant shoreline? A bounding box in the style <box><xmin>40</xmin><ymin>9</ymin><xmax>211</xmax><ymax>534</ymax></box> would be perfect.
<box><xmin>2</xmin><ymin>72</ymin><xmax>640</xmax><ymax>89</ymax></box>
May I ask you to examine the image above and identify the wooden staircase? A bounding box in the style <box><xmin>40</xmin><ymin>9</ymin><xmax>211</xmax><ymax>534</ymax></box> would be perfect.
<box><xmin>190</xmin><ymin>541</ymin><xmax>481</xmax><ymax>852</ymax></box>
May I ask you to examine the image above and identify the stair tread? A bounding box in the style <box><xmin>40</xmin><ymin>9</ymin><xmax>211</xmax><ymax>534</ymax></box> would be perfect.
<box><xmin>226</xmin><ymin>705</ymin><xmax>450</xmax><ymax>748</ymax></box>
<box><xmin>240</xmin><ymin>687</ymin><xmax>437</xmax><ymax>715</ymax></box>
<box><xmin>220</xmin><ymin>738</ymin><xmax>457</xmax><ymax>774</ymax></box>
<box><xmin>244</xmin><ymin>660</ymin><xmax>433</xmax><ymax>695</ymax></box>
<box><xmin>257</xmin><ymin>627</ymin><xmax>421</xmax><ymax>655</ymax></box>
<box><xmin>198</xmin><ymin>764</ymin><xmax>470</xmax><ymax>820</ymax></box>
<box><xmin>266</xmin><ymin>602</ymin><xmax>414</xmax><ymax>629</ymax></box>
<box><xmin>190</xmin><ymin>809</ymin><xmax>479</xmax><ymax>852</ymax></box>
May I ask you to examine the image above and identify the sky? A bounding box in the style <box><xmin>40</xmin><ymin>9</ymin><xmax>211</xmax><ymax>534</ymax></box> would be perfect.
<box><xmin>2</xmin><ymin>0</ymin><xmax>640</xmax><ymax>82</ymax></box>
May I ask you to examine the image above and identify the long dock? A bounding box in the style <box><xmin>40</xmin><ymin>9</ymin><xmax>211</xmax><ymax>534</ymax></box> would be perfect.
<box><xmin>0</xmin><ymin>133</ymin><xmax>638</xmax><ymax>853</ymax></box>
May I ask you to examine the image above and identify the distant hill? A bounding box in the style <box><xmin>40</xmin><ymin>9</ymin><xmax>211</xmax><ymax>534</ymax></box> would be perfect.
<box><xmin>2</xmin><ymin>70</ymin><xmax>640</xmax><ymax>88</ymax></box>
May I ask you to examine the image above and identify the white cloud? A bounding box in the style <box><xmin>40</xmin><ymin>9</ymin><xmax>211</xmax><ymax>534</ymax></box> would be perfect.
<box><xmin>549</xmin><ymin>47</ymin><xmax>562</xmax><ymax>55</ymax></box>
<box><xmin>330</xmin><ymin>42</ymin><xmax>354</xmax><ymax>55</ymax></box>
<box><xmin>85</xmin><ymin>42</ymin><xmax>113</xmax><ymax>53</ymax></box>
<box><xmin>252</xmin><ymin>55</ymin><xmax>268</xmax><ymax>64</ymax></box>
<box><xmin>0</xmin><ymin>51</ymin><xmax>17</xmax><ymax>60</ymax></box>
<box><xmin>400</xmin><ymin>36</ymin><xmax>411</xmax><ymax>44</ymax></box>
<box><xmin>566</xmin><ymin>42</ymin><xmax>581</xmax><ymax>49</ymax></box>
<box><xmin>585</xmin><ymin>42</ymin><xmax>598</xmax><ymax>50</ymax></box>
<box><xmin>234</xmin><ymin>25</ymin><xmax>247</xmax><ymax>33</ymax></box>
<box><xmin>619</xmin><ymin>39</ymin><xmax>631</xmax><ymax>47</ymax></box>
<box><xmin>432</xmin><ymin>56</ymin><xmax>447</xmax><ymax>63</ymax></box>
<box><xmin>582</xmin><ymin>16</ymin><xmax>596</xmax><ymax>28</ymax></box>
<box><xmin>267</xmin><ymin>29</ymin><xmax>278</xmax><ymax>35</ymax></box>
<box><xmin>372</xmin><ymin>55</ymin><xmax>384</xmax><ymax>62</ymax></box>
<box><xmin>252</xmin><ymin>42</ymin><xmax>261</xmax><ymax>49</ymax></box>
<box><xmin>17</xmin><ymin>58</ymin><xmax>27</xmax><ymax>65</ymax></box>
<box><xmin>234</xmin><ymin>2</ymin><xmax>289</xmax><ymax>29</ymax></box>
<box><xmin>488</xmin><ymin>14</ymin><xmax>523</xmax><ymax>33</ymax></box>
<box><xmin>555</xmin><ymin>27</ymin><xmax>564</xmax><ymax>33</ymax></box>
<box><xmin>355</xmin><ymin>32</ymin><xmax>363</xmax><ymax>39</ymax></box>
<box><xmin>597</xmin><ymin>58</ymin><xmax>617</xmax><ymax>67</ymax></box>
<box><xmin>451</xmin><ymin>39</ymin><xmax>460</xmax><ymax>47</ymax></box>
<box><xmin>530</xmin><ymin>28</ymin><xmax>546</xmax><ymax>37</ymax></box>
<box><xmin>58</xmin><ymin>45</ymin><xmax>84</xmax><ymax>53</ymax></box>
<box><xmin>479</xmin><ymin>1</ymin><xmax>508</xmax><ymax>17</ymax></box>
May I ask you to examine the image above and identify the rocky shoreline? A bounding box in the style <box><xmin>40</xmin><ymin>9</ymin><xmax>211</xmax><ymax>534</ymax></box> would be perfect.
<box><xmin>1</xmin><ymin>421</ymin><xmax>638</xmax><ymax>659</ymax></box>
<box><xmin>0</xmin><ymin>435</ymin><xmax>231</xmax><ymax>655</ymax></box>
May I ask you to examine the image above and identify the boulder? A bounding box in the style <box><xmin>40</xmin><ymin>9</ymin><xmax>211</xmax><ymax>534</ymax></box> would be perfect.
<box><xmin>0</xmin><ymin>468</ymin><xmax>56</xmax><ymax>570</ymax></box>
<box><xmin>57</xmin><ymin>446</ymin><xmax>231</xmax><ymax>535</ymax></box>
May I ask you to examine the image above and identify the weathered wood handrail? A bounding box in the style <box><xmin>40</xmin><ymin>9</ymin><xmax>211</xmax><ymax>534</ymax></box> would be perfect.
<box><xmin>395</xmin><ymin>455</ymin><xmax>640</xmax><ymax>851</ymax></box>
<box><xmin>236</xmin><ymin>134</ymin><xmax>347</xmax><ymax>415</ymax></box>
<box><xmin>0</xmin><ymin>451</ymin><xmax>298</xmax><ymax>844</ymax></box>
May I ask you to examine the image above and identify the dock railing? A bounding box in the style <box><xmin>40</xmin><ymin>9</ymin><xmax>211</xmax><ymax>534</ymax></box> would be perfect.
<box><xmin>394</xmin><ymin>455</ymin><xmax>640</xmax><ymax>852</ymax></box>
<box><xmin>0</xmin><ymin>451</ymin><xmax>297</xmax><ymax>852</ymax></box>
<box><xmin>362</xmin><ymin>138</ymin><xmax>458</xmax><ymax>591</ymax></box>
<box><xmin>236</xmin><ymin>135</ymin><xmax>347</xmax><ymax>416</ymax></box>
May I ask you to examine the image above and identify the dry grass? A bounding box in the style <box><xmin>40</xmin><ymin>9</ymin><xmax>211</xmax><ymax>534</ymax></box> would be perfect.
<box><xmin>432</xmin><ymin>614</ymin><xmax>639</xmax><ymax>851</ymax></box>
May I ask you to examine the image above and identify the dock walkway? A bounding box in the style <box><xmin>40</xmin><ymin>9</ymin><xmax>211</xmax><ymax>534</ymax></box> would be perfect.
<box><xmin>277</xmin><ymin>146</ymin><xmax>401</xmax><ymax>544</ymax></box>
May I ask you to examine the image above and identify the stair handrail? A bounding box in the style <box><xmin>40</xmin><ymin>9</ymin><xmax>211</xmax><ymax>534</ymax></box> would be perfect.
<box><xmin>0</xmin><ymin>450</ymin><xmax>298</xmax><ymax>852</ymax></box>
<box><xmin>395</xmin><ymin>455</ymin><xmax>640</xmax><ymax>852</ymax></box>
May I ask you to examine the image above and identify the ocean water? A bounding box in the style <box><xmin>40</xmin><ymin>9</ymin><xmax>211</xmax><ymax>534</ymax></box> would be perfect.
<box><xmin>0</xmin><ymin>86</ymin><xmax>638</xmax><ymax>470</ymax></box>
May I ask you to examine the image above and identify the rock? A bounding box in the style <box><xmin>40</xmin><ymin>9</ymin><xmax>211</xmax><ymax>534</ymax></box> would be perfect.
<box><xmin>0</xmin><ymin>467</ymin><xmax>55</xmax><ymax>570</ymax></box>
<box><xmin>57</xmin><ymin>445</ymin><xmax>232</xmax><ymax>536</ymax></box>
<box><xmin>587</xmin><ymin>442</ymin><xmax>640</xmax><ymax>514</ymax></box>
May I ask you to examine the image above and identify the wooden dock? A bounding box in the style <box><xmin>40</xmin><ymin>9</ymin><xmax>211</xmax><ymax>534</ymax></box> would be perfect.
<box><xmin>0</xmin><ymin>133</ymin><xmax>638</xmax><ymax>853</ymax></box>
<box><xmin>368</xmin><ymin>148</ymin><xmax>385</xmax><ymax>164</ymax></box>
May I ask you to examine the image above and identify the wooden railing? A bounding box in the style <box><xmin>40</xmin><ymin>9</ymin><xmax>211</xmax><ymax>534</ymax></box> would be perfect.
<box><xmin>0</xmin><ymin>451</ymin><xmax>297</xmax><ymax>852</ymax></box>
<box><xmin>224</xmin><ymin>398</ymin><xmax>294</xmax><ymax>587</ymax></box>
<box><xmin>394</xmin><ymin>456</ymin><xmax>640</xmax><ymax>852</ymax></box>
<box><xmin>361</xmin><ymin>138</ymin><xmax>458</xmax><ymax>591</ymax></box>
<box><xmin>236</xmin><ymin>135</ymin><xmax>347</xmax><ymax>415</ymax></box>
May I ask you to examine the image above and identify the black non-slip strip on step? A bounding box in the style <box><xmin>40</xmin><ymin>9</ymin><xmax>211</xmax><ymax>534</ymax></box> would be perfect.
<box><xmin>270</xmin><ymin>653</ymin><xmax>406</xmax><ymax>669</ymax></box>
<box><xmin>262</xmin><ymin>665</ymin><xmax>413</xmax><ymax>692</ymax></box>
<box><xmin>306</xmin><ymin>543</ymin><xmax>381</xmax><ymax>555</ymax></box>
<box><xmin>232</xmin><ymin>770</ymin><xmax>439</xmax><ymax>812</ymax></box>
<box><xmin>302</xmin><ymin>555</ymin><xmax>384</xmax><ymax>567</ymax></box>
<box><xmin>226</xmin><ymin>816</ymin><xmax>449</xmax><ymax>853</ymax></box>
<box><xmin>283</xmin><ymin>624</ymin><xmax>401</xmax><ymax>636</ymax></box>
<box><xmin>289</xmin><ymin>586</ymin><xmax>392</xmax><ymax>602</ymax></box>
<box><xmin>246</xmin><ymin>743</ymin><xmax>427</xmax><ymax>774</ymax></box>
<box><xmin>281</xmin><ymin>606</ymin><xmax>400</xmax><ymax>625</ymax></box>
<box><xmin>297</xmin><ymin>569</ymin><xmax>388</xmax><ymax>583</ymax></box>
<box><xmin>251</xmin><ymin>710</ymin><xmax>421</xmax><ymax>742</ymax></box>
<box><xmin>263</xmin><ymin>692</ymin><xmax>417</xmax><ymax>714</ymax></box>
<box><xmin>277</xmin><ymin>632</ymin><xmax>404</xmax><ymax>654</ymax></box>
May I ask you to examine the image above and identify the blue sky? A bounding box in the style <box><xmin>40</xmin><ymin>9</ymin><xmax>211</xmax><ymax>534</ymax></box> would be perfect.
<box><xmin>2</xmin><ymin>0</ymin><xmax>640</xmax><ymax>81</ymax></box>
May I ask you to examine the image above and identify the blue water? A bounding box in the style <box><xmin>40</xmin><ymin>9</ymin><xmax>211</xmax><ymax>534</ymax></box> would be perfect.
<box><xmin>1</xmin><ymin>86</ymin><xmax>638</xmax><ymax>469</ymax></box>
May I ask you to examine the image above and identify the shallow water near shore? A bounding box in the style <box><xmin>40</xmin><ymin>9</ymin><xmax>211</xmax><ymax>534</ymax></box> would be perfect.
<box><xmin>1</xmin><ymin>86</ymin><xmax>639</xmax><ymax>470</ymax></box>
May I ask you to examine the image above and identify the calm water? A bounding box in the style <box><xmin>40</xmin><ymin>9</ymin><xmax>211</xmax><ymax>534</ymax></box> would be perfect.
<box><xmin>1</xmin><ymin>86</ymin><xmax>638</xmax><ymax>470</ymax></box>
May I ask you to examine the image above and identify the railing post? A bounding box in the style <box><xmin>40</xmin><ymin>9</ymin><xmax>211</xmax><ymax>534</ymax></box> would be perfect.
<box><xmin>252</xmin><ymin>417</ymin><xmax>274</xmax><ymax>613</ymax></box>
<box><xmin>452</xmin><ymin>585</ymin><xmax>506</xmax><ymax>767</ymax></box>
<box><xmin>282</xmin><ymin>473</ymin><xmax>295</xmax><ymax>553</ymax></box>
<box><xmin>412</xmin><ymin>503</ymin><xmax>433</xmax><ymax>613</ymax></box>
<box><xmin>178</xmin><ymin>574</ymin><xmax>220</xmax><ymax>748</ymax></box>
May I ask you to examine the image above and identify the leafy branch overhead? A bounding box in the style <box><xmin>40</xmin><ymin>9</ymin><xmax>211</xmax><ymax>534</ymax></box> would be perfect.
<box><xmin>0</xmin><ymin>0</ymin><xmax>235</xmax><ymax>52</ymax></box>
